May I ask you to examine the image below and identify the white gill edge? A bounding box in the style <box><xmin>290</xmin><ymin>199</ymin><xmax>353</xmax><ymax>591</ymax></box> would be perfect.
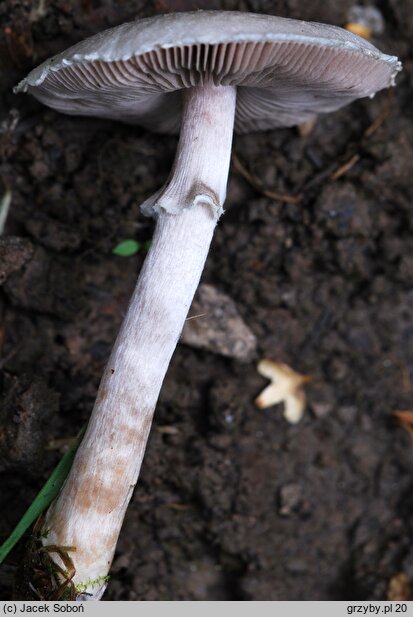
<box><xmin>14</xmin><ymin>32</ymin><xmax>401</xmax><ymax>94</ymax></box>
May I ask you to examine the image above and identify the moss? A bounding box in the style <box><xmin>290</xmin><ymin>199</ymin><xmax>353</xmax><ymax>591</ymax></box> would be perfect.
<box><xmin>75</xmin><ymin>575</ymin><xmax>110</xmax><ymax>594</ymax></box>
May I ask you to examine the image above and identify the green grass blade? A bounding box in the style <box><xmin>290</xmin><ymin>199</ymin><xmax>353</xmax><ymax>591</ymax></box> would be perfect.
<box><xmin>0</xmin><ymin>427</ymin><xmax>85</xmax><ymax>564</ymax></box>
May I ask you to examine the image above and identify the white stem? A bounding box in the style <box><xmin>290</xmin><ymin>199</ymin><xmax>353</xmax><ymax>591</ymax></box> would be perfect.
<box><xmin>42</xmin><ymin>83</ymin><xmax>236</xmax><ymax>600</ymax></box>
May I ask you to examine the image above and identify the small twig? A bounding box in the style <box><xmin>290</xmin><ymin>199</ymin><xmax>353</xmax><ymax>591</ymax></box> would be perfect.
<box><xmin>363</xmin><ymin>102</ymin><xmax>391</xmax><ymax>138</ymax></box>
<box><xmin>156</xmin><ymin>425</ymin><xmax>180</xmax><ymax>435</ymax></box>
<box><xmin>185</xmin><ymin>312</ymin><xmax>207</xmax><ymax>321</ymax></box>
<box><xmin>232</xmin><ymin>154</ymin><xmax>302</xmax><ymax>204</ymax></box>
<box><xmin>300</xmin><ymin>93</ymin><xmax>394</xmax><ymax>192</ymax></box>
<box><xmin>330</xmin><ymin>154</ymin><xmax>361</xmax><ymax>181</ymax></box>
<box><xmin>233</xmin><ymin>99</ymin><xmax>391</xmax><ymax>204</ymax></box>
<box><xmin>164</xmin><ymin>502</ymin><xmax>191</xmax><ymax>511</ymax></box>
<box><xmin>329</xmin><ymin>97</ymin><xmax>392</xmax><ymax>183</ymax></box>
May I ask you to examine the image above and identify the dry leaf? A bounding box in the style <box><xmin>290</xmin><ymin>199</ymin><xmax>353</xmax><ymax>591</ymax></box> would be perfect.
<box><xmin>392</xmin><ymin>410</ymin><xmax>413</xmax><ymax>439</ymax></box>
<box><xmin>345</xmin><ymin>5</ymin><xmax>384</xmax><ymax>39</ymax></box>
<box><xmin>255</xmin><ymin>360</ymin><xmax>311</xmax><ymax>424</ymax></box>
<box><xmin>387</xmin><ymin>572</ymin><xmax>411</xmax><ymax>601</ymax></box>
<box><xmin>345</xmin><ymin>22</ymin><xmax>372</xmax><ymax>39</ymax></box>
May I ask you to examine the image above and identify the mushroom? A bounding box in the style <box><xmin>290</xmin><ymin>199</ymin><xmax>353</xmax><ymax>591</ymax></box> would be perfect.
<box><xmin>15</xmin><ymin>10</ymin><xmax>400</xmax><ymax>600</ymax></box>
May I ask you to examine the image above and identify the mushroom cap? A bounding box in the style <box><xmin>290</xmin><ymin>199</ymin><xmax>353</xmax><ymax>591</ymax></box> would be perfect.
<box><xmin>15</xmin><ymin>11</ymin><xmax>401</xmax><ymax>134</ymax></box>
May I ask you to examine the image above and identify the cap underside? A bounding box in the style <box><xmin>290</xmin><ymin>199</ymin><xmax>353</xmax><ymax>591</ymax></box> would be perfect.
<box><xmin>15</xmin><ymin>11</ymin><xmax>401</xmax><ymax>134</ymax></box>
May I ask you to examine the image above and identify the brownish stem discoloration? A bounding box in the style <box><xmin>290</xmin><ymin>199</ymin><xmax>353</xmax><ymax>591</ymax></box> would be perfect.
<box><xmin>39</xmin><ymin>84</ymin><xmax>237</xmax><ymax>600</ymax></box>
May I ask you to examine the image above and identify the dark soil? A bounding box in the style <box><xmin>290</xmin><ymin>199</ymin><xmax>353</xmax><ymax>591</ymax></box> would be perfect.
<box><xmin>1</xmin><ymin>0</ymin><xmax>413</xmax><ymax>602</ymax></box>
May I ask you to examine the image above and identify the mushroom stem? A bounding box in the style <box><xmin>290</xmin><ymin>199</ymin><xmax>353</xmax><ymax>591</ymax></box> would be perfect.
<box><xmin>41</xmin><ymin>83</ymin><xmax>236</xmax><ymax>600</ymax></box>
